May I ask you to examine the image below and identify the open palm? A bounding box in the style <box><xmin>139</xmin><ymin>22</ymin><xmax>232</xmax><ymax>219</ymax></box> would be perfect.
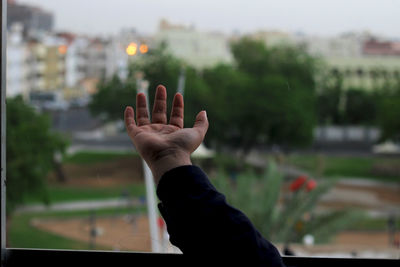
<box><xmin>124</xmin><ymin>85</ymin><xmax>208</xmax><ymax>180</ymax></box>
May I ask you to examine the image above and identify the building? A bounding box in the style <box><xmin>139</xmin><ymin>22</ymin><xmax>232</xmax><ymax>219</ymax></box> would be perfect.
<box><xmin>59</xmin><ymin>33</ymin><xmax>84</xmax><ymax>89</ymax></box>
<box><xmin>57</xmin><ymin>29</ymin><xmax>147</xmax><ymax>98</ymax></box>
<box><xmin>363</xmin><ymin>39</ymin><xmax>400</xmax><ymax>56</ymax></box>
<box><xmin>6</xmin><ymin>0</ymin><xmax>65</xmax><ymax>105</ymax></box>
<box><xmin>25</xmin><ymin>35</ymin><xmax>66</xmax><ymax>101</ymax></box>
<box><xmin>295</xmin><ymin>33</ymin><xmax>400</xmax><ymax>90</ymax></box>
<box><xmin>6</xmin><ymin>23</ymin><xmax>28</xmax><ymax>98</ymax></box>
<box><xmin>247</xmin><ymin>30</ymin><xmax>294</xmax><ymax>48</ymax></box>
<box><xmin>295</xmin><ymin>32</ymin><xmax>364</xmax><ymax>58</ymax></box>
<box><xmin>7</xmin><ymin>0</ymin><xmax>54</xmax><ymax>37</ymax></box>
<box><xmin>154</xmin><ymin>19</ymin><xmax>232</xmax><ymax>69</ymax></box>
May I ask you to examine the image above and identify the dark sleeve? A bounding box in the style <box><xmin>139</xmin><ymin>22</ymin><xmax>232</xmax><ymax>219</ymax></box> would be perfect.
<box><xmin>156</xmin><ymin>165</ymin><xmax>286</xmax><ymax>267</ymax></box>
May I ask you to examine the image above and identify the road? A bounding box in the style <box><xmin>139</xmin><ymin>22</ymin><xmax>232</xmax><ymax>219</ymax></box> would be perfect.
<box><xmin>15</xmin><ymin>198</ymin><xmax>144</xmax><ymax>214</ymax></box>
<box><xmin>48</xmin><ymin>107</ymin><xmax>134</xmax><ymax>152</ymax></box>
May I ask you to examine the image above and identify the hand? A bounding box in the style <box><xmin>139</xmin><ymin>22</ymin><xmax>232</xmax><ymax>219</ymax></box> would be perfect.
<box><xmin>124</xmin><ymin>84</ymin><xmax>209</xmax><ymax>183</ymax></box>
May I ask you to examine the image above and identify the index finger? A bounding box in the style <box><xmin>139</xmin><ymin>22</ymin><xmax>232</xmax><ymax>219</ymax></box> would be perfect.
<box><xmin>136</xmin><ymin>93</ymin><xmax>150</xmax><ymax>126</ymax></box>
<box><xmin>124</xmin><ymin>106</ymin><xmax>139</xmax><ymax>137</ymax></box>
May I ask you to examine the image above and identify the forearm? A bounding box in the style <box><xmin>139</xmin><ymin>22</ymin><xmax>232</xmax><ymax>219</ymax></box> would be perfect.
<box><xmin>156</xmin><ymin>166</ymin><xmax>285</xmax><ymax>266</ymax></box>
<box><xmin>146</xmin><ymin>150</ymin><xmax>192</xmax><ymax>184</ymax></box>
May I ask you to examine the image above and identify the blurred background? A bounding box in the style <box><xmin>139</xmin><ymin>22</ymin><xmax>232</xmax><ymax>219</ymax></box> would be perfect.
<box><xmin>5</xmin><ymin>0</ymin><xmax>400</xmax><ymax>258</ymax></box>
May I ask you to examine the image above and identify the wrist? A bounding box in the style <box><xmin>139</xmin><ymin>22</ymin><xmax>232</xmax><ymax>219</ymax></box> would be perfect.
<box><xmin>148</xmin><ymin>150</ymin><xmax>192</xmax><ymax>184</ymax></box>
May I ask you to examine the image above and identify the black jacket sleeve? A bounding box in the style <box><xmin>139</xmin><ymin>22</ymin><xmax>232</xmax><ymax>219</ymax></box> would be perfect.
<box><xmin>156</xmin><ymin>165</ymin><xmax>286</xmax><ymax>267</ymax></box>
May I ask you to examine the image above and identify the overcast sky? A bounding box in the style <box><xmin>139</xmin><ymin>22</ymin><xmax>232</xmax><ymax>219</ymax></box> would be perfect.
<box><xmin>19</xmin><ymin>0</ymin><xmax>400</xmax><ymax>38</ymax></box>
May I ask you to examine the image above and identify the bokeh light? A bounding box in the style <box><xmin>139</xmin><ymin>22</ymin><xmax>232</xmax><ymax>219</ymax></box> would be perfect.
<box><xmin>58</xmin><ymin>45</ymin><xmax>67</xmax><ymax>55</ymax></box>
<box><xmin>126</xmin><ymin>42</ymin><xmax>137</xmax><ymax>56</ymax></box>
<box><xmin>139</xmin><ymin>44</ymin><xmax>148</xmax><ymax>54</ymax></box>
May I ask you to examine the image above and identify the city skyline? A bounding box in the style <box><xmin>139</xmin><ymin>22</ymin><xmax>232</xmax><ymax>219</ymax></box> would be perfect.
<box><xmin>17</xmin><ymin>0</ymin><xmax>400</xmax><ymax>38</ymax></box>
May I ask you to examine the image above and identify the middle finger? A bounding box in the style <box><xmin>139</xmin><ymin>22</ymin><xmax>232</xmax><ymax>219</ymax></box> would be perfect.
<box><xmin>152</xmin><ymin>85</ymin><xmax>167</xmax><ymax>124</ymax></box>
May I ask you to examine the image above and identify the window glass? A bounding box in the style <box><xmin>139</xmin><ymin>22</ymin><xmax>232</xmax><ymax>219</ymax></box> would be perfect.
<box><xmin>6</xmin><ymin>0</ymin><xmax>400</xmax><ymax>258</ymax></box>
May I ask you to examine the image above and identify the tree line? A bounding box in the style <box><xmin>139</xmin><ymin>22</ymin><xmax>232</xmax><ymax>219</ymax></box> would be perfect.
<box><xmin>90</xmin><ymin>37</ymin><xmax>400</xmax><ymax>152</ymax></box>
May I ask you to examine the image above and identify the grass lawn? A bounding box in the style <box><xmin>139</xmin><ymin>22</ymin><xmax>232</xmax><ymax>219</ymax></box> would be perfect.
<box><xmin>286</xmin><ymin>154</ymin><xmax>400</xmax><ymax>182</ymax></box>
<box><xmin>20</xmin><ymin>150</ymin><xmax>146</xmax><ymax>204</ymax></box>
<box><xmin>64</xmin><ymin>150</ymin><xmax>138</xmax><ymax>165</ymax></box>
<box><xmin>24</xmin><ymin>183</ymin><xmax>146</xmax><ymax>204</ymax></box>
<box><xmin>48</xmin><ymin>184</ymin><xmax>145</xmax><ymax>202</ymax></box>
<box><xmin>8</xmin><ymin>206</ymin><xmax>146</xmax><ymax>250</ymax></box>
<box><xmin>345</xmin><ymin>216</ymin><xmax>400</xmax><ymax>231</ymax></box>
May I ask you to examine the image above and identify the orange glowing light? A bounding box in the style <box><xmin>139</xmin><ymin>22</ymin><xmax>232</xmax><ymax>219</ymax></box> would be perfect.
<box><xmin>139</xmin><ymin>44</ymin><xmax>149</xmax><ymax>54</ymax></box>
<box><xmin>58</xmin><ymin>45</ymin><xmax>68</xmax><ymax>55</ymax></box>
<box><xmin>126</xmin><ymin>43</ymin><xmax>137</xmax><ymax>56</ymax></box>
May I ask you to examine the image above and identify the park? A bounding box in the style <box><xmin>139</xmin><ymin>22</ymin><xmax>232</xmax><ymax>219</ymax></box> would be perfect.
<box><xmin>6</xmin><ymin>38</ymin><xmax>400</xmax><ymax>258</ymax></box>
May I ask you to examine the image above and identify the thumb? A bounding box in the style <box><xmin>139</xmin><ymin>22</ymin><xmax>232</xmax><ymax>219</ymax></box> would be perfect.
<box><xmin>193</xmin><ymin>111</ymin><xmax>209</xmax><ymax>137</ymax></box>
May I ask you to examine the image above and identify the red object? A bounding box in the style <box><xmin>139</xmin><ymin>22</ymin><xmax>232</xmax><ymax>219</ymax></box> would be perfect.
<box><xmin>306</xmin><ymin>179</ymin><xmax>317</xmax><ymax>192</ymax></box>
<box><xmin>157</xmin><ymin>217</ymin><xmax>165</xmax><ymax>230</ymax></box>
<box><xmin>290</xmin><ymin>175</ymin><xmax>307</xmax><ymax>192</ymax></box>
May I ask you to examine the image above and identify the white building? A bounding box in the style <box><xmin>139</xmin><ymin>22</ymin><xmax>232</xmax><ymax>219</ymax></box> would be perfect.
<box><xmin>60</xmin><ymin>29</ymin><xmax>148</xmax><ymax>97</ymax></box>
<box><xmin>294</xmin><ymin>32</ymin><xmax>365</xmax><ymax>58</ymax></box>
<box><xmin>248</xmin><ymin>30</ymin><xmax>400</xmax><ymax>91</ymax></box>
<box><xmin>293</xmin><ymin>32</ymin><xmax>400</xmax><ymax>90</ymax></box>
<box><xmin>6</xmin><ymin>23</ymin><xmax>28</xmax><ymax>98</ymax></box>
<box><xmin>154</xmin><ymin>19</ymin><xmax>232</xmax><ymax>69</ymax></box>
<box><xmin>247</xmin><ymin>30</ymin><xmax>295</xmax><ymax>48</ymax></box>
<box><xmin>64</xmin><ymin>37</ymin><xmax>88</xmax><ymax>88</ymax></box>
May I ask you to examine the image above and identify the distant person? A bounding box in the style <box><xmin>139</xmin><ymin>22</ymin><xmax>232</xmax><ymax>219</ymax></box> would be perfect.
<box><xmin>387</xmin><ymin>213</ymin><xmax>396</xmax><ymax>246</ymax></box>
<box><xmin>124</xmin><ymin>85</ymin><xmax>285</xmax><ymax>266</ymax></box>
<box><xmin>283</xmin><ymin>244</ymin><xmax>295</xmax><ymax>256</ymax></box>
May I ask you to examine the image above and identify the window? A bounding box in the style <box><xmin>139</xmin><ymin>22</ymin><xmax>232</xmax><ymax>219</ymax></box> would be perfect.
<box><xmin>2</xmin><ymin>0</ymin><xmax>400</xmax><ymax>266</ymax></box>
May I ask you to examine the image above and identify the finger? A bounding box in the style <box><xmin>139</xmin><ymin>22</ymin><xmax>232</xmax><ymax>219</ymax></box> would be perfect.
<box><xmin>169</xmin><ymin>93</ymin><xmax>184</xmax><ymax>128</ymax></box>
<box><xmin>124</xmin><ymin>106</ymin><xmax>139</xmax><ymax>136</ymax></box>
<box><xmin>193</xmin><ymin>111</ymin><xmax>208</xmax><ymax>137</ymax></box>
<box><xmin>152</xmin><ymin>85</ymin><xmax>167</xmax><ymax>124</ymax></box>
<box><xmin>136</xmin><ymin>93</ymin><xmax>150</xmax><ymax>126</ymax></box>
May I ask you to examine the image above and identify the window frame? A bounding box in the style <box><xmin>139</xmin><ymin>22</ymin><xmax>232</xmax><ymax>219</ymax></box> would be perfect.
<box><xmin>0</xmin><ymin>1</ymin><xmax>399</xmax><ymax>266</ymax></box>
<box><xmin>1</xmin><ymin>0</ymin><xmax>7</xmax><ymax>265</ymax></box>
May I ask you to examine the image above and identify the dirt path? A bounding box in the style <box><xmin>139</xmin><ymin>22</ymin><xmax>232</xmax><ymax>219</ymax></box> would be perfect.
<box><xmin>334</xmin><ymin>231</ymin><xmax>393</xmax><ymax>247</ymax></box>
<box><xmin>32</xmin><ymin>215</ymin><xmax>399</xmax><ymax>257</ymax></box>
<box><xmin>32</xmin><ymin>215</ymin><xmax>153</xmax><ymax>251</ymax></box>
<box><xmin>290</xmin><ymin>231</ymin><xmax>400</xmax><ymax>258</ymax></box>
<box><xmin>318</xmin><ymin>181</ymin><xmax>400</xmax><ymax>214</ymax></box>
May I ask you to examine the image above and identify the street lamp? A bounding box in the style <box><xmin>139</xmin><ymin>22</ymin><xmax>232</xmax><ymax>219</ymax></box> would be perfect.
<box><xmin>58</xmin><ymin>45</ymin><xmax>67</xmax><ymax>55</ymax></box>
<box><xmin>135</xmin><ymin>73</ymin><xmax>161</xmax><ymax>253</ymax></box>
<box><xmin>126</xmin><ymin>42</ymin><xmax>137</xmax><ymax>56</ymax></box>
<box><xmin>139</xmin><ymin>44</ymin><xmax>148</xmax><ymax>54</ymax></box>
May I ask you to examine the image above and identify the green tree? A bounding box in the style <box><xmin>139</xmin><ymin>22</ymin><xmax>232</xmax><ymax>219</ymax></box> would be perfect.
<box><xmin>202</xmin><ymin>38</ymin><xmax>318</xmax><ymax>153</ymax></box>
<box><xmin>344</xmin><ymin>88</ymin><xmax>377</xmax><ymax>125</ymax></box>
<box><xmin>89</xmin><ymin>75</ymin><xmax>137</xmax><ymax>121</ymax></box>
<box><xmin>6</xmin><ymin>96</ymin><xmax>67</xmax><ymax>214</ymax></box>
<box><xmin>317</xmin><ymin>69</ymin><xmax>378</xmax><ymax>126</ymax></box>
<box><xmin>377</xmin><ymin>85</ymin><xmax>400</xmax><ymax>141</ymax></box>
<box><xmin>316</xmin><ymin>69</ymin><xmax>343</xmax><ymax>124</ymax></box>
<box><xmin>213</xmin><ymin>162</ymin><xmax>361</xmax><ymax>243</ymax></box>
<box><xmin>90</xmin><ymin>39</ymin><xmax>318</xmax><ymax>153</ymax></box>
